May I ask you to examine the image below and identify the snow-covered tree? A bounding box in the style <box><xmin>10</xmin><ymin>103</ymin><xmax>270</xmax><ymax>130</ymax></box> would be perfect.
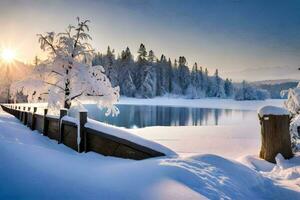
<box><xmin>148</xmin><ymin>50</ymin><xmax>156</xmax><ymax>63</ymax></box>
<box><xmin>177</xmin><ymin>56</ymin><xmax>190</xmax><ymax>94</ymax></box>
<box><xmin>10</xmin><ymin>18</ymin><xmax>120</xmax><ymax>115</ymax></box>
<box><xmin>224</xmin><ymin>78</ymin><xmax>234</xmax><ymax>98</ymax></box>
<box><xmin>234</xmin><ymin>81</ymin><xmax>269</xmax><ymax>101</ymax></box>
<box><xmin>103</xmin><ymin>46</ymin><xmax>118</xmax><ymax>87</ymax></box>
<box><xmin>208</xmin><ymin>69</ymin><xmax>225</xmax><ymax>98</ymax></box>
<box><xmin>118</xmin><ymin>47</ymin><xmax>136</xmax><ymax>96</ymax></box>
<box><xmin>186</xmin><ymin>63</ymin><xmax>204</xmax><ymax>98</ymax></box>
<box><xmin>137</xmin><ymin>43</ymin><xmax>147</xmax><ymax>63</ymax></box>
<box><xmin>284</xmin><ymin>83</ymin><xmax>300</xmax><ymax>151</ymax></box>
<box><xmin>138</xmin><ymin>65</ymin><xmax>157</xmax><ymax>98</ymax></box>
<box><xmin>156</xmin><ymin>54</ymin><xmax>170</xmax><ymax>96</ymax></box>
<box><xmin>171</xmin><ymin>59</ymin><xmax>182</xmax><ymax>94</ymax></box>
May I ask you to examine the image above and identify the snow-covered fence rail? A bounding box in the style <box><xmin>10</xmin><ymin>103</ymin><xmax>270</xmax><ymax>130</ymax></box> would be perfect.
<box><xmin>0</xmin><ymin>104</ymin><xmax>168</xmax><ymax>160</ymax></box>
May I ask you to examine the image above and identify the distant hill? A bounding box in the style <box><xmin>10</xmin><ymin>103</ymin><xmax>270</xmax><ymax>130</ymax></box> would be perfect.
<box><xmin>251</xmin><ymin>79</ymin><xmax>298</xmax><ymax>99</ymax></box>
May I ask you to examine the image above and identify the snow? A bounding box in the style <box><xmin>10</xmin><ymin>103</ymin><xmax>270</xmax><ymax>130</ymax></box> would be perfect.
<box><xmin>130</xmin><ymin>124</ymin><xmax>260</xmax><ymax>159</ymax></box>
<box><xmin>1</xmin><ymin>98</ymin><xmax>300</xmax><ymax>199</ymax></box>
<box><xmin>85</xmin><ymin>118</ymin><xmax>176</xmax><ymax>156</ymax></box>
<box><xmin>61</xmin><ymin>115</ymin><xmax>78</xmax><ymax>125</ymax></box>
<box><xmin>258</xmin><ymin>106</ymin><xmax>290</xmax><ymax>117</ymax></box>
<box><xmin>239</xmin><ymin>154</ymin><xmax>300</xmax><ymax>194</ymax></box>
<box><xmin>46</xmin><ymin>114</ymin><xmax>59</xmax><ymax>119</ymax></box>
<box><xmin>1</xmin><ymin>108</ymin><xmax>299</xmax><ymax>199</ymax></box>
<box><xmin>118</xmin><ymin>97</ymin><xmax>284</xmax><ymax>111</ymax></box>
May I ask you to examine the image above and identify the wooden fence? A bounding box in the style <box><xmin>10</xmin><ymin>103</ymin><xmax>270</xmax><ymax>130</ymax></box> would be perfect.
<box><xmin>1</xmin><ymin>104</ymin><xmax>165</xmax><ymax>160</ymax></box>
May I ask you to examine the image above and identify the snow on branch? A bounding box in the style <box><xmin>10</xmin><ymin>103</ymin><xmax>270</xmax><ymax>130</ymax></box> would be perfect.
<box><xmin>10</xmin><ymin>18</ymin><xmax>120</xmax><ymax>116</ymax></box>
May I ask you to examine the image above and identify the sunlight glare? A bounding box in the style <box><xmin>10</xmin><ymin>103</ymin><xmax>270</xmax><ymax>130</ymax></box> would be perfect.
<box><xmin>1</xmin><ymin>49</ymin><xmax>16</xmax><ymax>62</ymax></box>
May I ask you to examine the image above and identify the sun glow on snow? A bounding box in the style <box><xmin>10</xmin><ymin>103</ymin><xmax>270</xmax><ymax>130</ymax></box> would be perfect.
<box><xmin>1</xmin><ymin>49</ymin><xmax>16</xmax><ymax>63</ymax></box>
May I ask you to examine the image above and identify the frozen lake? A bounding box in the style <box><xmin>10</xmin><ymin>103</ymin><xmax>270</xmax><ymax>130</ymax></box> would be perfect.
<box><xmin>83</xmin><ymin>104</ymin><xmax>258</xmax><ymax>128</ymax></box>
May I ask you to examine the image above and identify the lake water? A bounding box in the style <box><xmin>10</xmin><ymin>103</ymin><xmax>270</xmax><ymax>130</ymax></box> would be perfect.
<box><xmin>83</xmin><ymin>104</ymin><xmax>258</xmax><ymax>129</ymax></box>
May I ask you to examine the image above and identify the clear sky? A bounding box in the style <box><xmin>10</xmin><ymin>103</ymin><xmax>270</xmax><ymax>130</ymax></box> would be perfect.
<box><xmin>0</xmin><ymin>0</ymin><xmax>299</xmax><ymax>81</ymax></box>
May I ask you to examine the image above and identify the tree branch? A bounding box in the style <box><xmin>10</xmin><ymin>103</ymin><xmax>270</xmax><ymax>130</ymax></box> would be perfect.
<box><xmin>86</xmin><ymin>93</ymin><xmax>104</xmax><ymax>97</ymax></box>
<box><xmin>50</xmin><ymin>70</ymin><xmax>63</xmax><ymax>76</ymax></box>
<box><xmin>70</xmin><ymin>92</ymin><xmax>84</xmax><ymax>101</ymax></box>
<box><xmin>44</xmin><ymin>81</ymin><xmax>64</xmax><ymax>91</ymax></box>
<box><xmin>37</xmin><ymin>34</ymin><xmax>57</xmax><ymax>55</ymax></box>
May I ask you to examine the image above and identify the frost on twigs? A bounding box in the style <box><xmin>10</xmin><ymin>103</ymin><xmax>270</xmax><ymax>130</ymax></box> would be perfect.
<box><xmin>10</xmin><ymin>18</ymin><xmax>119</xmax><ymax>116</ymax></box>
<box><xmin>284</xmin><ymin>83</ymin><xmax>300</xmax><ymax>152</ymax></box>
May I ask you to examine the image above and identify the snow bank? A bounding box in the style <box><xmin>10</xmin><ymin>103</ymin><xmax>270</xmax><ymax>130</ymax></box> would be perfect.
<box><xmin>258</xmin><ymin>106</ymin><xmax>289</xmax><ymax>117</ymax></box>
<box><xmin>118</xmin><ymin>97</ymin><xmax>284</xmax><ymax>111</ymax></box>
<box><xmin>85</xmin><ymin>118</ymin><xmax>176</xmax><ymax>156</ymax></box>
<box><xmin>1</xmin><ymin>109</ymin><xmax>299</xmax><ymax>199</ymax></box>
<box><xmin>239</xmin><ymin>153</ymin><xmax>300</xmax><ymax>194</ymax></box>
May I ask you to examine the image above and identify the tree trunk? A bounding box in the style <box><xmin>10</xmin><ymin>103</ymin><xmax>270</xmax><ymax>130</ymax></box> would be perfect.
<box><xmin>259</xmin><ymin>114</ymin><xmax>293</xmax><ymax>163</ymax></box>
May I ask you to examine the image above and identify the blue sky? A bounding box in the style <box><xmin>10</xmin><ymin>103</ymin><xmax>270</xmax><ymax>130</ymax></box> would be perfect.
<box><xmin>0</xmin><ymin>0</ymin><xmax>299</xmax><ymax>81</ymax></box>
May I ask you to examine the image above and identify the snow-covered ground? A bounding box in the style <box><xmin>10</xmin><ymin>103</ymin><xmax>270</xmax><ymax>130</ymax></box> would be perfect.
<box><xmin>118</xmin><ymin>97</ymin><xmax>285</xmax><ymax>110</ymax></box>
<box><xmin>1</xmin><ymin>99</ymin><xmax>300</xmax><ymax>199</ymax></box>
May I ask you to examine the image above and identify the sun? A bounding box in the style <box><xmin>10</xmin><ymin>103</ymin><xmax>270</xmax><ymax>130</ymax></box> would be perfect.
<box><xmin>1</xmin><ymin>49</ymin><xmax>16</xmax><ymax>62</ymax></box>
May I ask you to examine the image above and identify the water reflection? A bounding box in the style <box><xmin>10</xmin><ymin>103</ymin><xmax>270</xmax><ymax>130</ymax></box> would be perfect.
<box><xmin>83</xmin><ymin>104</ymin><xmax>257</xmax><ymax>129</ymax></box>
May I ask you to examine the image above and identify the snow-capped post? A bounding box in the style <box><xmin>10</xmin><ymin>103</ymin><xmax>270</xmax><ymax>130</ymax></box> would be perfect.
<box><xmin>26</xmin><ymin>107</ymin><xmax>31</xmax><ymax>126</ymax></box>
<box><xmin>59</xmin><ymin>109</ymin><xmax>67</xmax><ymax>143</ymax></box>
<box><xmin>31</xmin><ymin>107</ymin><xmax>37</xmax><ymax>130</ymax></box>
<box><xmin>78</xmin><ymin>110</ymin><xmax>87</xmax><ymax>153</ymax></box>
<box><xmin>22</xmin><ymin>106</ymin><xmax>27</xmax><ymax>125</ymax></box>
<box><xmin>258</xmin><ymin>106</ymin><xmax>293</xmax><ymax>163</ymax></box>
<box><xmin>42</xmin><ymin>108</ymin><xmax>48</xmax><ymax>135</ymax></box>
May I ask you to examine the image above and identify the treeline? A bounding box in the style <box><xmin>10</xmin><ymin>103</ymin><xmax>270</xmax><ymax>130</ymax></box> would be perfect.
<box><xmin>92</xmin><ymin>44</ymin><xmax>269</xmax><ymax>100</ymax></box>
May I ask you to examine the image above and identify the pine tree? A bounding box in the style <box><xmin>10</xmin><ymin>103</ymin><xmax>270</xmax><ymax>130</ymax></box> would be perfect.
<box><xmin>177</xmin><ymin>56</ymin><xmax>190</xmax><ymax>94</ymax></box>
<box><xmin>171</xmin><ymin>59</ymin><xmax>181</xmax><ymax>94</ymax></box>
<box><xmin>137</xmin><ymin>43</ymin><xmax>147</xmax><ymax>64</ymax></box>
<box><xmin>134</xmin><ymin>43</ymin><xmax>148</xmax><ymax>94</ymax></box>
<box><xmin>209</xmin><ymin>69</ymin><xmax>225</xmax><ymax>98</ymax></box>
<box><xmin>103</xmin><ymin>46</ymin><xmax>118</xmax><ymax>87</ymax></box>
<box><xmin>167</xmin><ymin>58</ymin><xmax>173</xmax><ymax>93</ymax></box>
<box><xmin>138</xmin><ymin>65</ymin><xmax>157</xmax><ymax>98</ymax></box>
<box><xmin>224</xmin><ymin>78</ymin><xmax>234</xmax><ymax>98</ymax></box>
<box><xmin>203</xmin><ymin>68</ymin><xmax>209</xmax><ymax>96</ymax></box>
<box><xmin>148</xmin><ymin>50</ymin><xmax>156</xmax><ymax>63</ymax></box>
<box><xmin>119</xmin><ymin>47</ymin><xmax>136</xmax><ymax>96</ymax></box>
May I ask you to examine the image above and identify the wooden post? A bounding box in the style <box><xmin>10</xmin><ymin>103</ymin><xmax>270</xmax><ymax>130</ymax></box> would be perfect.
<box><xmin>259</xmin><ymin>106</ymin><xmax>293</xmax><ymax>163</ymax></box>
<box><xmin>31</xmin><ymin>107</ymin><xmax>37</xmax><ymax>130</ymax></box>
<box><xmin>43</xmin><ymin>109</ymin><xmax>48</xmax><ymax>135</ymax></box>
<box><xmin>26</xmin><ymin>107</ymin><xmax>31</xmax><ymax>126</ymax></box>
<box><xmin>59</xmin><ymin>109</ymin><xmax>68</xmax><ymax>144</ymax></box>
<box><xmin>22</xmin><ymin>107</ymin><xmax>27</xmax><ymax>124</ymax></box>
<box><xmin>79</xmin><ymin>111</ymin><xmax>87</xmax><ymax>153</ymax></box>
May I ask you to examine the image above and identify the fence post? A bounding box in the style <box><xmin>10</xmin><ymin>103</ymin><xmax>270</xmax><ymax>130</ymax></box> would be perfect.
<box><xmin>78</xmin><ymin>111</ymin><xmax>87</xmax><ymax>153</ymax></box>
<box><xmin>258</xmin><ymin>106</ymin><xmax>293</xmax><ymax>163</ymax></box>
<box><xmin>43</xmin><ymin>109</ymin><xmax>48</xmax><ymax>135</ymax></box>
<box><xmin>31</xmin><ymin>107</ymin><xmax>37</xmax><ymax>130</ymax></box>
<box><xmin>26</xmin><ymin>107</ymin><xmax>31</xmax><ymax>126</ymax></box>
<box><xmin>59</xmin><ymin>109</ymin><xmax>68</xmax><ymax>144</ymax></box>
<box><xmin>22</xmin><ymin>106</ymin><xmax>27</xmax><ymax>124</ymax></box>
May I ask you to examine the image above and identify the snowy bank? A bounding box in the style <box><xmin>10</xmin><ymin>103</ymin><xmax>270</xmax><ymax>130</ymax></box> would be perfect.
<box><xmin>0</xmin><ymin>108</ymin><xmax>299</xmax><ymax>199</ymax></box>
<box><xmin>118</xmin><ymin>97</ymin><xmax>285</xmax><ymax>111</ymax></box>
